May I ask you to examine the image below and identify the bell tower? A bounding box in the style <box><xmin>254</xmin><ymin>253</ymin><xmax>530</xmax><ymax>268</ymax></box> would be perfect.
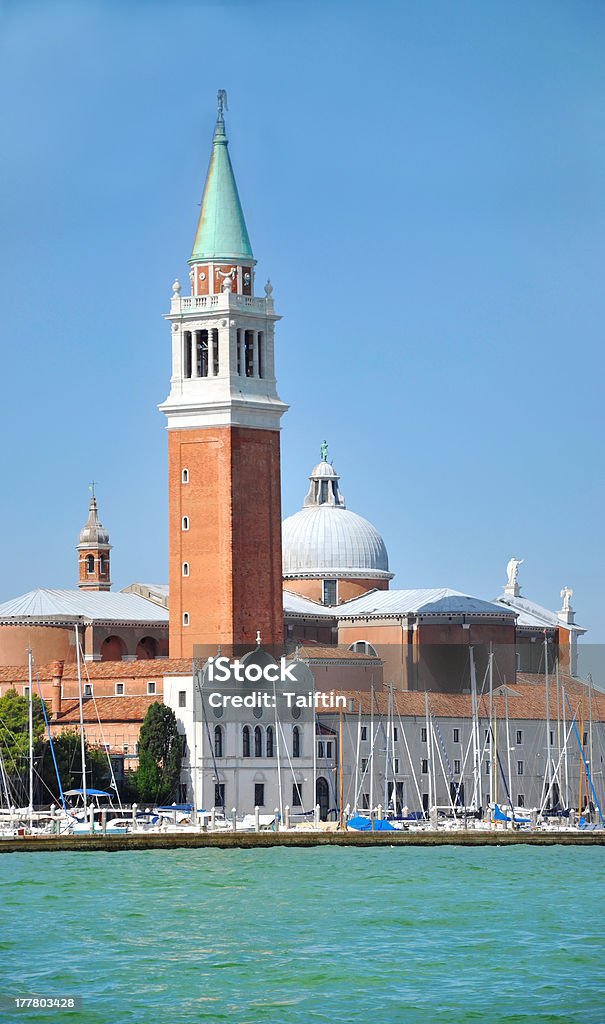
<box><xmin>77</xmin><ymin>486</ymin><xmax>111</xmax><ymax>591</ymax></box>
<box><xmin>159</xmin><ymin>92</ymin><xmax>288</xmax><ymax>657</ymax></box>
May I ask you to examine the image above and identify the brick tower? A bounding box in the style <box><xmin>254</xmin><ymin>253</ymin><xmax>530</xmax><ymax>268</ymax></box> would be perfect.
<box><xmin>159</xmin><ymin>92</ymin><xmax>287</xmax><ymax>657</ymax></box>
<box><xmin>77</xmin><ymin>488</ymin><xmax>111</xmax><ymax>591</ymax></box>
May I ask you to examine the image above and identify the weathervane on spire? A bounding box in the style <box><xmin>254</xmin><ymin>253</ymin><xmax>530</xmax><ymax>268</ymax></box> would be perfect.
<box><xmin>217</xmin><ymin>89</ymin><xmax>228</xmax><ymax>119</ymax></box>
<box><xmin>89</xmin><ymin>480</ymin><xmax>96</xmax><ymax>498</ymax></box>
<box><xmin>320</xmin><ymin>440</ymin><xmax>328</xmax><ymax>462</ymax></box>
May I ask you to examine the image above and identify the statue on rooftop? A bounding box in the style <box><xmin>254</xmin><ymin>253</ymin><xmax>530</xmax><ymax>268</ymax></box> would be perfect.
<box><xmin>506</xmin><ymin>557</ymin><xmax>523</xmax><ymax>588</ymax></box>
<box><xmin>320</xmin><ymin>440</ymin><xmax>328</xmax><ymax>462</ymax></box>
<box><xmin>560</xmin><ymin>586</ymin><xmax>573</xmax><ymax>612</ymax></box>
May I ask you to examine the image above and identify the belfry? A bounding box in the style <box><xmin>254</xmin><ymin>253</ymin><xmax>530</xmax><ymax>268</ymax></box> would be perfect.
<box><xmin>160</xmin><ymin>92</ymin><xmax>287</xmax><ymax>656</ymax></box>
<box><xmin>77</xmin><ymin>488</ymin><xmax>111</xmax><ymax>591</ymax></box>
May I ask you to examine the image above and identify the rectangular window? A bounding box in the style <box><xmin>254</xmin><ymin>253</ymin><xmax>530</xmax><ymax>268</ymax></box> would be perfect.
<box><xmin>245</xmin><ymin>330</ymin><xmax>254</xmax><ymax>376</ymax></box>
<box><xmin>23</xmin><ymin>686</ymin><xmax>30</xmax><ymax>697</ymax></box>
<box><xmin>516</xmin><ymin>730</ymin><xmax>523</xmax><ymax>745</ymax></box>
<box><xmin>236</xmin><ymin>329</ymin><xmax>242</xmax><ymax>375</ymax></box>
<box><xmin>115</xmin><ymin>683</ymin><xmax>124</xmax><ymax>696</ymax></box>
<box><xmin>362</xmin><ymin>793</ymin><xmax>370</xmax><ymax>810</ymax></box>
<box><xmin>421</xmin><ymin>758</ymin><xmax>428</xmax><ymax>774</ymax></box>
<box><xmin>196</xmin><ymin>330</ymin><xmax>209</xmax><ymax>377</ymax></box>
<box><xmin>212</xmin><ymin>329</ymin><xmax>219</xmax><ymax>376</ymax></box>
<box><xmin>84</xmin><ymin>684</ymin><xmax>93</xmax><ymax>697</ymax></box>
<box><xmin>326</xmin><ymin>742</ymin><xmax>333</xmax><ymax>758</ymax></box>
<box><xmin>517</xmin><ymin>761</ymin><xmax>524</xmax><ymax>776</ymax></box>
<box><xmin>393</xmin><ymin>758</ymin><xmax>399</xmax><ymax>774</ymax></box>
<box><xmin>361</xmin><ymin>757</ymin><xmax>368</xmax><ymax>772</ymax></box>
<box><xmin>485</xmin><ymin>729</ymin><xmax>491</xmax><ymax>745</ymax></box>
<box><xmin>422</xmin><ymin>793</ymin><xmax>429</xmax><ymax>812</ymax></box>
<box><xmin>292</xmin><ymin>783</ymin><xmax>302</xmax><ymax>807</ymax></box>
<box><xmin>318</xmin><ymin>742</ymin><xmax>324</xmax><ymax>758</ymax></box>
<box><xmin>517</xmin><ymin>794</ymin><xmax>525</xmax><ymax>807</ymax></box>
<box><xmin>254</xmin><ymin>783</ymin><xmax>265</xmax><ymax>807</ymax></box>
<box><xmin>421</xmin><ymin>727</ymin><xmax>427</xmax><ymax>742</ymax></box>
<box><xmin>393</xmin><ymin>727</ymin><xmax>398</xmax><ymax>742</ymax></box>
<box><xmin>549</xmin><ymin>730</ymin><xmax>554</xmax><ymax>746</ymax></box>
<box><xmin>181</xmin><ymin>735</ymin><xmax>187</xmax><ymax>757</ymax></box>
<box><xmin>361</xmin><ymin>726</ymin><xmax>367</xmax><ymax>741</ymax></box>
<box><xmin>454</xmin><ymin>759</ymin><xmax>461</xmax><ymax>775</ymax></box>
<box><xmin>183</xmin><ymin>331</ymin><xmax>192</xmax><ymax>378</ymax></box>
<box><xmin>485</xmin><ymin>759</ymin><xmax>490</xmax><ymax>775</ymax></box>
<box><xmin>322</xmin><ymin>580</ymin><xmax>337</xmax><ymax>606</ymax></box>
<box><xmin>215</xmin><ymin>783</ymin><xmax>225</xmax><ymax>808</ymax></box>
<box><xmin>257</xmin><ymin>331</ymin><xmax>264</xmax><ymax>379</ymax></box>
<box><xmin>583</xmin><ymin>732</ymin><xmax>588</xmax><ymax>747</ymax></box>
<box><xmin>178</xmin><ymin>691</ymin><xmax>186</xmax><ymax>708</ymax></box>
<box><xmin>147</xmin><ymin>681</ymin><xmax>156</xmax><ymax>695</ymax></box>
<box><xmin>453</xmin><ymin>728</ymin><xmax>460</xmax><ymax>743</ymax></box>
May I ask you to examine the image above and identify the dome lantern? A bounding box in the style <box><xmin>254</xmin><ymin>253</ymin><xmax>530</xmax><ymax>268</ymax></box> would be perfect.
<box><xmin>282</xmin><ymin>450</ymin><xmax>393</xmax><ymax>605</ymax></box>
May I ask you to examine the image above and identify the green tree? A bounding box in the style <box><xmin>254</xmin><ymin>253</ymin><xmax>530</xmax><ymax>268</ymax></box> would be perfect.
<box><xmin>134</xmin><ymin>702</ymin><xmax>182</xmax><ymax>805</ymax></box>
<box><xmin>38</xmin><ymin>731</ymin><xmax>111</xmax><ymax>802</ymax></box>
<box><xmin>0</xmin><ymin>688</ymin><xmax>46</xmax><ymax>804</ymax></box>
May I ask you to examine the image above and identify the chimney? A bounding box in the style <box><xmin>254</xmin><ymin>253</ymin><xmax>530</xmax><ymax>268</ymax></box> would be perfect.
<box><xmin>50</xmin><ymin>660</ymin><xmax>64</xmax><ymax>719</ymax></box>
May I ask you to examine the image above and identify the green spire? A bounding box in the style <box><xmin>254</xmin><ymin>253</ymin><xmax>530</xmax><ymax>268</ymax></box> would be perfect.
<box><xmin>190</xmin><ymin>92</ymin><xmax>253</xmax><ymax>263</ymax></box>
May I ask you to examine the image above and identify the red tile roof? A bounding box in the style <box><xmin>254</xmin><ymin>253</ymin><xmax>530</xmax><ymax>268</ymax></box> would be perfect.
<box><xmin>55</xmin><ymin>696</ymin><xmax>159</xmax><ymax>724</ymax></box>
<box><xmin>316</xmin><ymin>676</ymin><xmax>605</xmax><ymax>722</ymax></box>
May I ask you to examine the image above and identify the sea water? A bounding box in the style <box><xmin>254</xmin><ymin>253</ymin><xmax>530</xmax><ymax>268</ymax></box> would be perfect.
<box><xmin>0</xmin><ymin>846</ymin><xmax>603</xmax><ymax>1023</ymax></box>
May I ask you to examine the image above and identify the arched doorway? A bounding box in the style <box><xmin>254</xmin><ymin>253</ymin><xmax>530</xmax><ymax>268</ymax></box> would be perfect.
<box><xmin>316</xmin><ymin>777</ymin><xmax>330</xmax><ymax>821</ymax></box>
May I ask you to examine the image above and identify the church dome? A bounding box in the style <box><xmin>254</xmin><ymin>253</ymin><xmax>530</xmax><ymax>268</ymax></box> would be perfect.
<box><xmin>78</xmin><ymin>495</ymin><xmax>110</xmax><ymax>548</ymax></box>
<box><xmin>282</xmin><ymin>453</ymin><xmax>391</xmax><ymax>580</ymax></box>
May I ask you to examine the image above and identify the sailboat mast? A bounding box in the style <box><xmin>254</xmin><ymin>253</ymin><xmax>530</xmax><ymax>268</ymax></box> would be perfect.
<box><xmin>338</xmin><ymin>708</ymin><xmax>344</xmax><ymax>829</ymax></box>
<box><xmin>424</xmin><ymin>691</ymin><xmax>432</xmax><ymax>819</ymax></box>
<box><xmin>353</xmin><ymin>699</ymin><xmax>361</xmax><ymax>815</ymax></box>
<box><xmin>489</xmin><ymin>644</ymin><xmax>494</xmax><ymax>812</ymax></box>
<box><xmin>562</xmin><ymin>685</ymin><xmax>570</xmax><ymax>808</ymax></box>
<box><xmin>369</xmin><ymin>684</ymin><xmax>374</xmax><ymax>813</ymax></box>
<box><xmin>588</xmin><ymin>673</ymin><xmax>594</xmax><ymax>805</ymax></box>
<box><xmin>544</xmin><ymin>633</ymin><xmax>553</xmax><ymax>805</ymax></box>
<box><xmin>75</xmin><ymin>623</ymin><xmax>87</xmax><ymax>812</ymax></box>
<box><xmin>505</xmin><ymin>685</ymin><xmax>512</xmax><ymax>812</ymax></box>
<box><xmin>469</xmin><ymin>646</ymin><xmax>482</xmax><ymax>811</ymax></box>
<box><xmin>383</xmin><ymin>685</ymin><xmax>392</xmax><ymax>810</ymax></box>
<box><xmin>27</xmin><ymin>648</ymin><xmax>34</xmax><ymax>830</ymax></box>
<box><xmin>312</xmin><ymin>669</ymin><xmax>317</xmax><ymax>815</ymax></box>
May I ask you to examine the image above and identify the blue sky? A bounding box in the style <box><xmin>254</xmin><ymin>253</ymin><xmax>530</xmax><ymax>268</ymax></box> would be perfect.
<box><xmin>1</xmin><ymin>1</ymin><xmax>604</xmax><ymax>641</ymax></box>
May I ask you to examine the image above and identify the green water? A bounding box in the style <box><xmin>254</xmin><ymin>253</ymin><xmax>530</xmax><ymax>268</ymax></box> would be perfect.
<box><xmin>1</xmin><ymin>847</ymin><xmax>603</xmax><ymax>1023</ymax></box>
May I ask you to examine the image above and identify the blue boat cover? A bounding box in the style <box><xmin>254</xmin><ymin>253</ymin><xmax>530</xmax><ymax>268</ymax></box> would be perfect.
<box><xmin>65</xmin><ymin>788</ymin><xmax>111</xmax><ymax>797</ymax></box>
<box><xmin>494</xmin><ymin>804</ymin><xmax>531</xmax><ymax>824</ymax></box>
<box><xmin>347</xmin><ymin>815</ymin><xmax>397</xmax><ymax>832</ymax></box>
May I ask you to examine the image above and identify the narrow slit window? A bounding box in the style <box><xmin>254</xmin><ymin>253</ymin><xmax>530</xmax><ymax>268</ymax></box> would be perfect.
<box><xmin>183</xmin><ymin>332</ymin><xmax>192</xmax><ymax>379</ymax></box>
<box><xmin>245</xmin><ymin>330</ymin><xmax>254</xmax><ymax>376</ymax></box>
<box><xmin>182</xmin><ymin>516</ymin><xmax>189</xmax><ymax>531</ymax></box>
<box><xmin>257</xmin><ymin>331</ymin><xmax>263</xmax><ymax>378</ymax></box>
<box><xmin>182</xmin><ymin>468</ymin><xmax>189</xmax><ymax>484</ymax></box>
<box><xmin>196</xmin><ymin>330</ymin><xmax>208</xmax><ymax>377</ymax></box>
<box><xmin>212</xmin><ymin>329</ymin><xmax>219</xmax><ymax>375</ymax></box>
<box><xmin>182</xmin><ymin>562</ymin><xmax>189</xmax><ymax>577</ymax></box>
<box><xmin>183</xmin><ymin>612</ymin><xmax>190</xmax><ymax>627</ymax></box>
